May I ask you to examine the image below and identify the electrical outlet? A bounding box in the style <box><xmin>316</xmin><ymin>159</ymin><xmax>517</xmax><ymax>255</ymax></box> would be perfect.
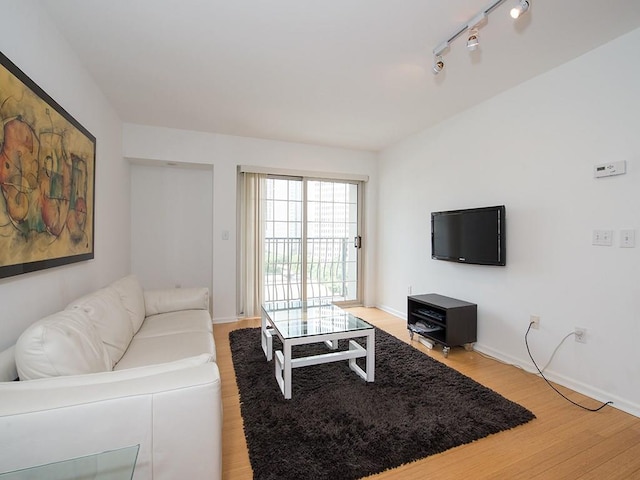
<box><xmin>408</xmin><ymin>286</ymin><xmax>412</xmax><ymax>295</ymax></box>
<box><xmin>530</xmin><ymin>315</ymin><xmax>540</xmax><ymax>329</ymax></box>
<box><xmin>574</xmin><ymin>327</ymin><xmax>587</xmax><ymax>343</ymax></box>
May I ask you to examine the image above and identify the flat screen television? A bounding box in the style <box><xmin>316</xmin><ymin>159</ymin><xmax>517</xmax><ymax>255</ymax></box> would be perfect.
<box><xmin>431</xmin><ymin>205</ymin><xmax>506</xmax><ymax>266</ymax></box>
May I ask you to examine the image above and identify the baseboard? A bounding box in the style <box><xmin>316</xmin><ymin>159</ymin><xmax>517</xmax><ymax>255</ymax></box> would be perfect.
<box><xmin>377</xmin><ymin>303</ymin><xmax>406</xmax><ymax>321</ymax></box>
<box><xmin>212</xmin><ymin>316</ymin><xmax>240</xmax><ymax>324</ymax></box>
<box><xmin>356</xmin><ymin>304</ymin><xmax>639</xmax><ymax>419</ymax></box>
<box><xmin>474</xmin><ymin>343</ymin><xmax>640</xmax><ymax>418</ymax></box>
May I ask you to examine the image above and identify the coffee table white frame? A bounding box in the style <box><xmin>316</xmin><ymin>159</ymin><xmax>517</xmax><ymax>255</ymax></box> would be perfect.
<box><xmin>261</xmin><ymin>304</ymin><xmax>375</xmax><ymax>400</ymax></box>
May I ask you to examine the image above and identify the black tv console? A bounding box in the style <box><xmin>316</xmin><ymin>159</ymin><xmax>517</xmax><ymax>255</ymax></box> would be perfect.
<box><xmin>407</xmin><ymin>294</ymin><xmax>477</xmax><ymax>357</ymax></box>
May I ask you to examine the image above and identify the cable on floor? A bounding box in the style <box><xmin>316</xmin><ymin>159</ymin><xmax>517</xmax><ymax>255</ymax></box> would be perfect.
<box><xmin>525</xmin><ymin>322</ymin><xmax>612</xmax><ymax>412</ymax></box>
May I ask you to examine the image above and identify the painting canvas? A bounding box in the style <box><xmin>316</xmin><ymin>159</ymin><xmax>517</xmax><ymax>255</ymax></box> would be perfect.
<box><xmin>0</xmin><ymin>52</ymin><xmax>95</xmax><ymax>279</ymax></box>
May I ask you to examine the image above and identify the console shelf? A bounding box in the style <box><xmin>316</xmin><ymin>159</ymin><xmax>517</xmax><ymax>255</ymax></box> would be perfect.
<box><xmin>407</xmin><ymin>294</ymin><xmax>477</xmax><ymax>357</ymax></box>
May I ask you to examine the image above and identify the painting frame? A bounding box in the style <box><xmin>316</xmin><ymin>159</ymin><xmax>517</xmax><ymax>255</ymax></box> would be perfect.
<box><xmin>0</xmin><ymin>51</ymin><xmax>96</xmax><ymax>279</ymax></box>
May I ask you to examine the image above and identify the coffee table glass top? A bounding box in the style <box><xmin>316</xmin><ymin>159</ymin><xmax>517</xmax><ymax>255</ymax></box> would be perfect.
<box><xmin>262</xmin><ymin>301</ymin><xmax>373</xmax><ymax>339</ymax></box>
<box><xmin>0</xmin><ymin>445</ymin><xmax>139</xmax><ymax>479</ymax></box>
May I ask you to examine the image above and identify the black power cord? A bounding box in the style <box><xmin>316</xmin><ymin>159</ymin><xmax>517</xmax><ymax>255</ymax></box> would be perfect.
<box><xmin>525</xmin><ymin>322</ymin><xmax>613</xmax><ymax>412</ymax></box>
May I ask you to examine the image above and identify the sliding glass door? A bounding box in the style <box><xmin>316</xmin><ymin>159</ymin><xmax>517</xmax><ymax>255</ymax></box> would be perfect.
<box><xmin>263</xmin><ymin>177</ymin><xmax>303</xmax><ymax>303</ymax></box>
<box><xmin>263</xmin><ymin>176</ymin><xmax>362</xmax><ymax>306</ymax></box>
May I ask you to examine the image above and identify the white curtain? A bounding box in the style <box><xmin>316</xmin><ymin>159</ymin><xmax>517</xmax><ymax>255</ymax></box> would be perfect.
<box><xmin>238</xmin><ymin>172</ymin><xmax>265</xmax><ymax>317</ymax></box>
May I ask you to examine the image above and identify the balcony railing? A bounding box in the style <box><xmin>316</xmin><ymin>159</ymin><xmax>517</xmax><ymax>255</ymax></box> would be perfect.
<box><xmin>264</xmin><ymin>237</ymin><xmax>356</xmax><ymax>303</ymax></box>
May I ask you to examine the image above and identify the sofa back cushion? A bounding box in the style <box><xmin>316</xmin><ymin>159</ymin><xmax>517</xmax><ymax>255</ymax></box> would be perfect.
<box><xmin>144</xmin><ymin>287</ymin><xmax>209</xmax><ymax>316</ymax></box>
<box><xmin>110</xmin><ymin>274</ymin><xmax>146</xmax><ymax>333</ymax></box>
<box><xmin>15</xmin><ymin>309</ymin><xmax>111</xmax><ymax>380</ymax></box>
<box><xmin>67</xmin><ymin>287</ymin><xmax>134</xmax><ymax>367</ymax></box>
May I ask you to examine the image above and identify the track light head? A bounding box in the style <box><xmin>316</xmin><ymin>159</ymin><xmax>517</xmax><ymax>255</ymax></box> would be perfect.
<box><xmin>431</xmin><ymin>41</ymin><xmax>448</xmax><ymax>75</ymax></box>
<box><xmin>510</xmin><ymin>0</ymin><xmax>530</xmax><ymax>19</ymax></box>
<box><xmin>432</xmin><ymin>56</ymin><xmax>444</xmax><ymax>75</ymax></box>
<box><xmin>466</xmin><ymin>30</ymin><xmax>479</xmax><ymax>51</ymax></box>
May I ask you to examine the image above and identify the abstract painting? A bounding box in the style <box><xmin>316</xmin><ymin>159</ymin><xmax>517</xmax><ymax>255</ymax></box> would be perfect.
<box><xmin>0</xmin><ymin>52</ymin><xmax>95</xmax><ymax>279</ymax></box>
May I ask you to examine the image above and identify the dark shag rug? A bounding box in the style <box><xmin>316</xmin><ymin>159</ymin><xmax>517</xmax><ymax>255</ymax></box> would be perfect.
<box><xmin>230</xmin><ymin>327</ymin><xmax>535</xmax><ymax>480</ymax></box>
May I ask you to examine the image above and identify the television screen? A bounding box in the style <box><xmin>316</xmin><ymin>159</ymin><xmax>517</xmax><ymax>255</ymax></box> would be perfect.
<box><xmin>431</xmin><ymin>205</ymin><xmax>505</xmax><ymax>266</ymax></box>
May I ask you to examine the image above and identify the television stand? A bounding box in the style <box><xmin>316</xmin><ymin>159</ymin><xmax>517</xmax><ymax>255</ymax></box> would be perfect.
<box><xmin>407</xmin><ymin>294</ymin><xmax>477</xmax><ymax>357</ymax></box>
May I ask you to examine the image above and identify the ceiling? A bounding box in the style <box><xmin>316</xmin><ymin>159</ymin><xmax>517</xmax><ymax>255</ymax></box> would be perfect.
<box><xmin>40</xmin><ymin>0</ymin><xmax>640</xmax><ymax>152</ymax></box>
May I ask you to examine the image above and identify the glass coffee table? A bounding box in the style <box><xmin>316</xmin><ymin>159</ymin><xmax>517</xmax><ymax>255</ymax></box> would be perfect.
<box><xmin>261</xmin><ymin>301</ymin><xmax>375</xmax><ymax>399</ymax></box>
<box><xmin>0</xmin><ymin>445</ymin><xmax>139</xmax><ymax>479</ymax></box>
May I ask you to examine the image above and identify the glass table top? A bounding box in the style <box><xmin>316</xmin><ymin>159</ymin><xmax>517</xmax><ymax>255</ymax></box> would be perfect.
<box><xmin>262</xmin><ymin>300</ymin><xmax>373</xmax><ymax>339</ymax></box>
<box><xmin>0</xmin><ymin>445</ymin><xmax>139</xmax><ymax>480</ymax></box>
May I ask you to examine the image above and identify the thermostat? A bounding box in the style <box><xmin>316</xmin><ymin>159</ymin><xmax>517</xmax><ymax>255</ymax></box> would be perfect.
<box><xmin>594</xmin><ymin>160</ymin><xmax>626</xmax><ymax>178</ymax></box>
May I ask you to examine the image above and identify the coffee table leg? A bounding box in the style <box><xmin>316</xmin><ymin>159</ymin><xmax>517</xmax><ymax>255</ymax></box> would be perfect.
<box><xmin>366</xmin><ymin>329</ymin><xmax>375</xmax><ymax>382</ymax></box>
<box><xmin>283</xmin><ymin>342</ymin><xmax>292</xmax><ymax>399</ymax></box>
<box><xmin>261</xmin><ymin>313</ymin><xmax>273</xmax><ymax>361</ymax></box>
<box><xmin>274</xmin><ymin>343</ymin><xmax>293</xmax><ymax>399</ymax></box>
<box><xmin>347</xmin><ymin>330</ymin><xmax>375</xmax><ymax>383</ymax></box>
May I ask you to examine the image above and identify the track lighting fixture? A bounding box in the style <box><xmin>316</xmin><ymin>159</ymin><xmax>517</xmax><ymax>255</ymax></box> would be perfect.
<box><xmin>510</xmin><ymin>0</ymin><xmax>530</xmax><ymax>19</ymax></box>
<box><xmin>432</xmin><ymin>55</ymin><xmax>444</xmax><ymax>75</ymax></box>
<box><xmin>432</xmin><ymin>41</ymin><xmax>448</xmax><ymax>75</ymax></box>
<box><xmin>466</xmin><ymin>29</ymin><xmax>479</xmax><ymax>51</ymax></box>
<box><xmin>430</xmin><ymin>0</ymin><xmax>531</xmax><ymax>77</ymax></box>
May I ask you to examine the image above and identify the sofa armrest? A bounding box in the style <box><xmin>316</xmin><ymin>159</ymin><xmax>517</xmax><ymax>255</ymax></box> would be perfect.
<box><xmin>0</xmin><ymin>358</ymin><xmax>222</xmax><ymax>480</ymax></box>
<box><xmin>144</xmin><ymin>287</ymin><xmax>209</xmax><ymax>316</ymax></box>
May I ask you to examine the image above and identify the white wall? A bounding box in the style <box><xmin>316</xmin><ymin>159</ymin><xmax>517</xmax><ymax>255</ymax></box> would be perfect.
<box><xmin>130</xmin><ymin>163</ymin><xmax>213</xmax><ymax>300</ymax></box>
<box><xmin>0</xmin><ymin>1</ymin><xmax>130</xmax><ymax>350</ymax></box>
<box><xmin>377</xmin><ymin>28</ymin><xmax>640</xmax><ymax>416</ymax></box>
<box><xmin>123</xmin><ymin>126</ymin><xmax>378</xmax><ymax>322</ymax></box>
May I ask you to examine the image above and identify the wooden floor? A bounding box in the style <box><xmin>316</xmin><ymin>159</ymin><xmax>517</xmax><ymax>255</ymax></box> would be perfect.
<box><xmin>213</xmin><ymin>307</ymin><xmax>640</xmax><ymax>480</ymax></box>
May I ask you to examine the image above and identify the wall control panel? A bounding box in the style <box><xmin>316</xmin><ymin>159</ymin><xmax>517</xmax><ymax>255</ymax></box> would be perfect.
<box><xmin>594</xmin><ymin>160</ymin><xmax>626</xmax><ymax>178</ymax></box>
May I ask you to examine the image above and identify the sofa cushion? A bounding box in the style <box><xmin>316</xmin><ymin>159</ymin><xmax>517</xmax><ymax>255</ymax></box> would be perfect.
<box><xmin>110</xmin><ymin>274</ymin><xmax>146</xmax><ymax>333</ymax></box>
<box><xmin>114</xmin><ymin>332</ymin><xmax>216</xmax><ymax>370</ymax></box>
<box><xmin>67</xmin><ymin>287</ymin><xmax>134</xmax><ymax>367</ymax></box>
<box><xmin>6</xmin><ymin>353</ymin><xmax>214</xmax><ymax>396</ymax></box>
<box><xmin>15</xmin><ymin>309</ymin><xmax>111</xmax><ymax>380</ymax></box>
<box><xmin>144</xmin><ymin>287</ymin><xmax>209</xmax><ymax>316</ymax></box>
<box><xmin>135</xmin><ymin>310</ymin><xmax>213</xmax><ymax>339</ymax></box>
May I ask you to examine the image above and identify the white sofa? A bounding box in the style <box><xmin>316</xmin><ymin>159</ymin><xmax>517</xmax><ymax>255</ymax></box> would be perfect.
<box><xmin>0</xmin><ymin>275</ymin><xmax>222</xmax><ymax>480</ymax></box>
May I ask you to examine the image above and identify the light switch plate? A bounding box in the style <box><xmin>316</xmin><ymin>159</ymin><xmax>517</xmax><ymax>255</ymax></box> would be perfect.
<box><xmin>620</xmin><ymin>230</ymin><xmax>635</xmax><ymax>248</ymax></box>
<box><xmin>592</xmin><ymin>230</ymin><xmax>613</xmax><ymax>246</ymax></box>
